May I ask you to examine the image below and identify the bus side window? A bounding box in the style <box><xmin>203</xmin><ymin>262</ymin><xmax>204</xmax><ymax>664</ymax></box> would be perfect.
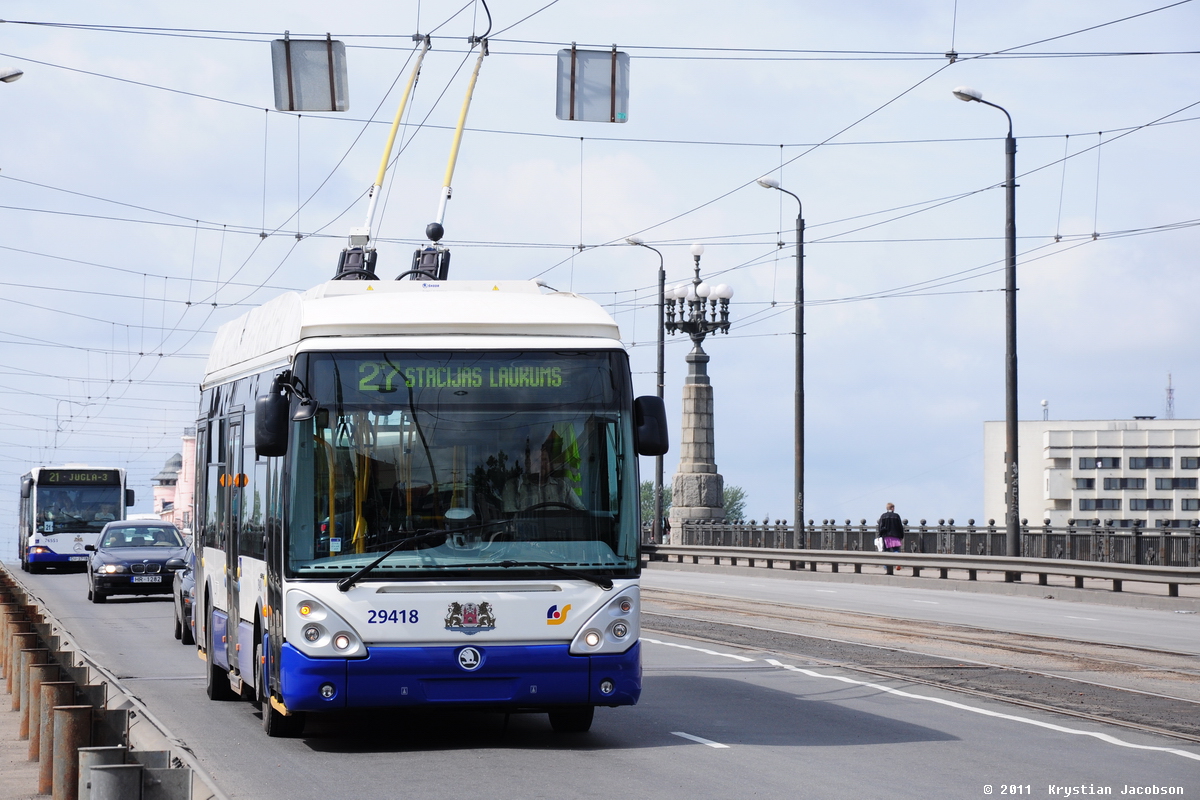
<box><xmin>206</xmin><ymin>463</ymin><xmax>223</xmax><ymax>550</ymax></box>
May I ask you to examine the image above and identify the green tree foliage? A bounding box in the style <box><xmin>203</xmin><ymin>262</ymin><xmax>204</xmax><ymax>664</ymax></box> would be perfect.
<box><xmin>723</xmin><ymin>485</ymin><xmax>747</xmax><ymax>523</ymax></box>
<box><xmin>640</xmin><ymin>481</ymin><xmax>747</xmax><ymax>524</ymax></box>
<box><xmin>640</xmin><ymin>480</ymin><xmax>672</xmax><ymax>523</ymax></box>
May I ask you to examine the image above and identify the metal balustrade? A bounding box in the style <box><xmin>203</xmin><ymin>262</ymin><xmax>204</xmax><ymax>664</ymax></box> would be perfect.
<box><xmin>646</xmin><ymin>519</ymin><xmax>1200</xmax><ymax>568</ymax></box>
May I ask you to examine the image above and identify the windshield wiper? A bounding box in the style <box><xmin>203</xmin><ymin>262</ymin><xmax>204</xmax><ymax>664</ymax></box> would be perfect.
<box><xmin>336</xmin><ymin>519</ymin><xmax>509</xmax><ymax>592</ymax></box>
<box><xmin>336</xmin><ymin>530</ymin><xmax>447</xmax><ymax>592</ymax></box>
<box><xmin>418</xmin><ymin>560</ymin><xmax>615</xmax><ymax>590</ymax></box>
<box><xmin>499</xmin><ymin>561</ymin><xmax>615</xmax><ymax>590</ymax></box>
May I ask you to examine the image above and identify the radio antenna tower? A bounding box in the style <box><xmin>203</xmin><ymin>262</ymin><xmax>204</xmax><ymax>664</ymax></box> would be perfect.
<box><xmin>1165</xmin><ymin>373</ymin><xmax>1175</xmax><ymax>420</ymax></box>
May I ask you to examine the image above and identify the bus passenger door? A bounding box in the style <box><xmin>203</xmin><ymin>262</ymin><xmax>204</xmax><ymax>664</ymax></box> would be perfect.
<box><xmin>225</xmin><ymin>414</ymin><xmax>246</xmax><ymax>687</ymax></box>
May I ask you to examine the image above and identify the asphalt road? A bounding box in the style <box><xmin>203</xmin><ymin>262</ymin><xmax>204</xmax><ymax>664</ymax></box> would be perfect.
<box><xmin>10</xmin><ymin>564</ymin><xmax>1200</xmax><ymax>800</ymax></box>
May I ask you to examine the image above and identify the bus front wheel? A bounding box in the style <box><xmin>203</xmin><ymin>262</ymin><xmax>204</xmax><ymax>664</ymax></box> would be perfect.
<box><xmin>205</xmin><ymin>606</ymin><xmax>236</xmax><ymax>701</ymax></box>
<box><xmin>257</xmin><ymin>640</ymin><xmax>305</xmax><ymax>737</ymax></box>
<box><xmin>548</xmin><ymin>706</ymin><xmax>594</xmax><ymax>733</ymax></box>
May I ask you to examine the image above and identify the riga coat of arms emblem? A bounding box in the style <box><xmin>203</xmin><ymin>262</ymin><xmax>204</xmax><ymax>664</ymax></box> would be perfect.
<box><xmin>445</xmin><ymin>601</ymin><xmax>497</xmax><ymax>634</ymax></box>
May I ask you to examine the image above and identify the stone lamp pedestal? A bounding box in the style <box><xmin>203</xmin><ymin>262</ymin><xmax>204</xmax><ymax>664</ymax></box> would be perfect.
<box><xmin>668</xmin><ymin>345</ymin><xmax>724</xmax><ymax>541</ymax></box>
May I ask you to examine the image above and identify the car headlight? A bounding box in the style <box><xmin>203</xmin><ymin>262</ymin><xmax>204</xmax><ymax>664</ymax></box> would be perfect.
<box><xmin>101</xmin><ymin>564</ymin><xmax>128</xmax><ymax>574</ymax></box>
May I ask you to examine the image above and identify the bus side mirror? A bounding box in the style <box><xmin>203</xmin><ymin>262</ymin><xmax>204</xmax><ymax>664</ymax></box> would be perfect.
<box><xmin>125</xmin><ymin>489</ymin><xmax>135</xmax><ymax>507</ymax></box>
<box><xmin>256</xmin><ymin>391</ymin><xmax>290</xmax><ymax>458</ymax></box>
<box><xmin>633</xmin><ymin>395</ymin><xmax>669</xmax><ymax>456</ymax></box>
<box><xmin>20</xmin><ymin>478</ymin><xmax>32</xmax><ymax>499</ymax></box>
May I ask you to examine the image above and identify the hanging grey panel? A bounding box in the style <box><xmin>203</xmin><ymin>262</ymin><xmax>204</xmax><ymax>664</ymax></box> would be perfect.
<box><xmin>556</xmin><ymin>48</ymin><xmax>629</xmax><ymax>123</ymax></box>
<box><xmin>271</xmin><ymin>38</ymin><xmax>349</xmax><ymax>112</ymax></box>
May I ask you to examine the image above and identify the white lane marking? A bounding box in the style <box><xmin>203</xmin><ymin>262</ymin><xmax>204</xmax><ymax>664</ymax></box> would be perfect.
<box><xmin>643</xmin><ymin>638</ymin><xmax>755</xmax><ymax>662</ymax></box>
<box><xmin>815</xmin><ymin>590</ymin><xmax>837</xmax><ymax>593</ymax></box>
<box><xmin>912</xmin><ymin>600</ymin><xmax>939</xmax><ymax>605</ymax></box>
<box><xmin>1066</xmin><ymin>616</ymin><xmax>1099</xmax><ymax>621</ymax></box>
<box><xmin>641</xmin><ymin>639</ymin><xmax>1200</xmax><ymax>762</ymax></box>
<box><xmin>672</xmin><ymin>731</ymin><xmax>730</xmax><ymax>749</ymax></box>
<box><xmin>763</xmin><ymin>659</ymin><xmax>1200</xmax><ymax>762</ymax></box>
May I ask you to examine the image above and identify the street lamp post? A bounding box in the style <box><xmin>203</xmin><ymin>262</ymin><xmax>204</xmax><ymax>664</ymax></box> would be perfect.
<box><xmin>757</xmin><ymin>177</ymin><xmax>804</xmax><ymax>542</ymax></box>
<box><xmin>954</xmin><ymin>85</ymin><xmax>1020</xmax><ymax>559</ymax></box>
<box><xmin>664</xmin><ymin>244</ymin><xmax>734</xmax><ymax>344</ymax></box>
<box><xmin>664</xmin><ymin>245</ymin><xmax>734</xmax><ymax>533</ymax></box>
<box><xmin>0</xmin><ymin>68</ymin><xmax>23</xmax><ymax>84</ymax></box>
<box><xmin>626</xmin><ymin>236</ymin><xmax>666</xmax><ymax>543</ymax></box>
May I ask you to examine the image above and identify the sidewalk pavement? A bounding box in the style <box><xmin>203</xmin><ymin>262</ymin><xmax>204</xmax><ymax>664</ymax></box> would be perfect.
<box><xmin>0</xmin><ymin>702</ymin><xmax>39</xmax><ymax>800</ymax></box>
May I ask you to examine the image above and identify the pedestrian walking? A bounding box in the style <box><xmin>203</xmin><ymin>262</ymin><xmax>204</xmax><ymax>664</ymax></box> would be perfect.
<box><xmin>876</xmin><ymin>503</ymin><xmax>905</xmax><ymax>554</ymax></box>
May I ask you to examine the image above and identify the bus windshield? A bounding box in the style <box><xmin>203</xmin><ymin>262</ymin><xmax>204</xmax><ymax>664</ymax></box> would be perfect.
<box><xmin>285</xmin><ymin>350</ymin><xmax>640</xmax><ymax>580</ymax></box>
<box><xmin>36</xmin><ymin>487</ymin><xmax>122</xmax><ymax>534</ymax></box>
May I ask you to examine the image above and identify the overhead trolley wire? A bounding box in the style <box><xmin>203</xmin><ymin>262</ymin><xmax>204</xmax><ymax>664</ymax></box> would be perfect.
<box><xmin>5</xmin><ymin>18</ymin><xmax>1198</xmax><ymax>60</ymax></box>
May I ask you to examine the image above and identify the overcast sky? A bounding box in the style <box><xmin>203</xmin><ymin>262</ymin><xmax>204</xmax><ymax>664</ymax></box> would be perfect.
<box><xmin>1</xmin><ymin>0</ymin><xmax>1197</xmax><ymax>552</ymax></box>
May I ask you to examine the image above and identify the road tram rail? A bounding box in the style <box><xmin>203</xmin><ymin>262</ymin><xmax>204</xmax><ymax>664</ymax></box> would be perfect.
<box><xmin>194</xmin><ymin>278</ymin><xmax>668</xmax><ymax>736</ymax></box>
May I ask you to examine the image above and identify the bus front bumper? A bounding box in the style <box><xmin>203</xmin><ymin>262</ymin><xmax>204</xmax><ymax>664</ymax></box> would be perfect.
<box><xmin>27</xmin><ymin>547</ymin><xmax>89</xmax><ymax>565</ymax></box>
<box><xmin>278</xmin><ymin>640</ymin><xmax>641</xmax><ymax>713</ymax></box>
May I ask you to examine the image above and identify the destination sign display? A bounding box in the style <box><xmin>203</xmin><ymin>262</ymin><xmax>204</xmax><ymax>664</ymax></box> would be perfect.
<box><xmin>356</xmin><ymin>363</ymin><xmax>563</xmax><ymax>392</ymax></box>
<box><xmin>305</xmin><ymin>351</ymin><xmax>627</xmax><ymax>408</ymax></box>
<box><xmin>40</xmin><ymin>469</ymin><xmax>120</xmax><ymax>486</ymax></box>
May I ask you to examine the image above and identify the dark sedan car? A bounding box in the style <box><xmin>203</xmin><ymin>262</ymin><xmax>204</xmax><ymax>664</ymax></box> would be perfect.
<box><xmin>87</xmin><ymin>520</ymin><xmax>187</xmax><ymax>603</ymax></box>
<box><xmin>172</xmin><ymin>543</ymin><xmax>196</xmax><ymax>644</ymax></box>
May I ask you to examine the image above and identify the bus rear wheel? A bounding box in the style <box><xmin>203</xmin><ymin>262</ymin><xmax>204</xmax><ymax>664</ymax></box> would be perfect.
<box><xmin>548</xmin><ymin>706</ymin><xmax>594</xmax><ymax>733</ymax></box>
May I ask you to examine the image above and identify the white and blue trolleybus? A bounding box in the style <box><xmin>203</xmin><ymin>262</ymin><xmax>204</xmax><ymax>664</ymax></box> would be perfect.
<box><xmin>18</xmin><ymin>465</ymin><xmax>134</xmax><ymax>572</ymax></box>
<box><xmin>195</xmin><ymin>279</ymin><xmax>669</xmax><ymax>736</ymax></box>
<box><xmin>193</xmin><ymin>27</ymin><xmax>668</xmax><ymax>736</ymax></box>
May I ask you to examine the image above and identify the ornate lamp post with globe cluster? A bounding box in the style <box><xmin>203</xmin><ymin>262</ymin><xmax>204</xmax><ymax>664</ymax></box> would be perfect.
<box><xmin>664</xmin><ymin>244</ymin><xmax>734</xmax><ymax>541</ymax></box>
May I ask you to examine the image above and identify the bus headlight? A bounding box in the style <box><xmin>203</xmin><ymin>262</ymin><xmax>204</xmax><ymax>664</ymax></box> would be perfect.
<box><xmin>284</xmin><ymin>590</ymin><xmax>365</xmax><ymax>658</ymax></box>
<box><xmin>569</xmin><ymin>587</ymin><xmax>640</xmax><ymax>655</ymax></box>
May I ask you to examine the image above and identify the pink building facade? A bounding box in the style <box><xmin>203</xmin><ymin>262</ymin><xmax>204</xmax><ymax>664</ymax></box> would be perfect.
<box><xmin>152</xmin><ymin>427</ymin><xmax>196</xmax><ymax>535</ymax></box>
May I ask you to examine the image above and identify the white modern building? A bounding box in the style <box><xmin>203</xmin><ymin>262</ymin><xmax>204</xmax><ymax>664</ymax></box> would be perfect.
<box><xmin>983</xmin><ymin>419</ymin><xmax>1200</xmax><ymax>529</ymax></box>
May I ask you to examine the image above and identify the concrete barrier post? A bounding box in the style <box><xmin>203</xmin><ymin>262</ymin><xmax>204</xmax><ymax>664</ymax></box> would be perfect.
<box><xmin>19</xmin><ymin>647</ymin><xmax>50</xmax><ymax>732</ymax></box>
<box><xmin>7</xmin><ymin>627</ymin><xmax>36</xmax><ymax>698</ymax></box>
<box><xmin>28</xmin><ymin>661</ymin><xmax>60</xmax><ymax>758</ymax></box>
<box><xmin>2</xmin><ymin>612</ymin><xmax>30</xmax><ymax>674</ymax></box>
<box><xmin>77</xmin><ymin>746</ymin><xmax>127</xmax><ymax>800</ymax></box>
<box><xmin>40</xmin><ymin>682</ymin><xmax>77</xmax><ymax>795</ymax></box>
<box><xmin>52</xmin><ymin>705</ymin><xmax>93</xmax><ymax>800</ymax></box>
<box><xmin>89</xmin><ymin>763</ymin><xmax>143</xmax><ymax>800</ymax></box>
<box><xmin>0</xmin><ymin>611</ymin><xmax>15</xmax><ymax>678</ymax></box>
<box><xmin>0</xmin><ymin>602</ymin><xmax>15</xmax><ymax>669</ymax></box>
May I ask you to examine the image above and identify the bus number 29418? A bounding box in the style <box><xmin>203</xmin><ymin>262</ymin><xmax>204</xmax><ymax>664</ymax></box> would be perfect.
<box><xmin>367</xmin><ymin>609</ymin><xmax>419</xmax><ymax>624</ymax></box>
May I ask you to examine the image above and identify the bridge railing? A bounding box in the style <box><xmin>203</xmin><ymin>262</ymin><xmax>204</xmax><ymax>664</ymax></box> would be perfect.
<box><xmin>650</xmin><ymin>519</ymin><xmax>1200</xmax><ymax>568</ymax></box>
<box><xmin>640</xmin><ymin>544</ymin><xmax>1200</xmax><ymax>597</ymax></box>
